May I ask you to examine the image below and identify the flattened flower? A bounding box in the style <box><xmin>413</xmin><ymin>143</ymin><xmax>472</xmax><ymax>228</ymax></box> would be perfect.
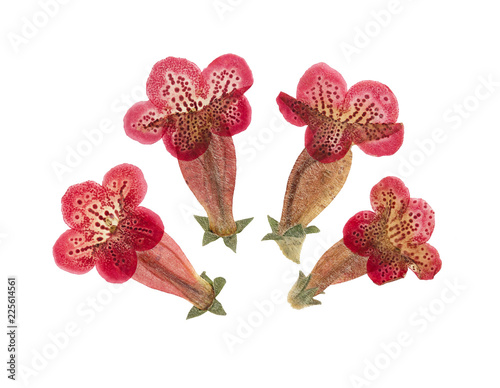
<box><xmin>53</xmin><ymin>164</ymin><xmax>164</xmax><ymax>283</ymax></box>
<box><xmin>343</xmin><ymin>177</ymin><xmax>441</xmax><ymax>285</ymax></box>
<box><xmin>277</xmin><ymin>63</ymin><xmax>404</xmax><ymax>163</ymax></box>
<box><xmin>124</xmin><ymin>54</ymin><xmax>253</xmax><ymax>161</ymax></box>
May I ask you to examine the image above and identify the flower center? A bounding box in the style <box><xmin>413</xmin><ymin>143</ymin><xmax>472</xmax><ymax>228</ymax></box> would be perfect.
<box><xmin>105</xmin><ymin>214</ymin><xmax>119</xmax><ymax>234</ymax></box>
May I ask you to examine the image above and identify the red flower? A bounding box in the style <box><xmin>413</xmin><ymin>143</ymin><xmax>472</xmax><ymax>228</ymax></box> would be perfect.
<box><xmin>124</xmin><ymin>54</ymin><xmax>253</xmax><ymax>161</ymax></box>
<box><xmin>277</xmin><ymin>63</ymin><xmax>404</xmax><ymax>163</ymax></box>
<box><xmin>53</xmin><ymin>164</ymin><xmax>164</xmax><ymax>283</ymax></box>
<box><xmin>343</xmin><ymin>177</ymin><xmax>441</xmax><ymax>285</ymax></box>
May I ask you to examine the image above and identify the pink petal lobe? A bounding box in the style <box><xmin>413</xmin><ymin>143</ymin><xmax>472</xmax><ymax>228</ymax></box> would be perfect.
<box><xmin>370</xmin><ymin>176</ymin><xmax>410</xmax><ymax>215</ymax></box>
<box><xmin>211</xmin><ymin>95</ymin><xmax>252</xmax><ymax>137</ymax></box>
<box><xmin>276</xmin><ymin>92</ymin><xmax>306</xmax><ymax>126</ymax></box>
<box><xmin>396</xmin><ymin>198</ymin><xmax>435</xmax><ymax>245</ymax></box>
<box><xmin>102</xmin><ymin>164</ymin><xmax>147</xmax><ymax>210</ymax></box>
<box><xmin>123</xmin><ymin>101</ymin><xmax>166</xmax><ymax>145</ymax></box>
<box><xmin>61</xmin><ymin>181</ymin><xmax>117</xmax><ymax>233</ymax></box>
<box><xmin>367</xmin><ymin>250</ymin><xmax>408</xmax><ymax>285</ymax></box>
<box><xmin>304</xmin><ymin>121</ymin><xmax>351</xmax><ymax>163</ymax></box>
<box><xmin>162</xmin><ymin>111</ymin><xmax>212</xmax><ymax>161</ymax></box>
<box><xmin>53</xmin><ymin>229</ymin><xmax>98</xmax><ymax>274</ymax></box>
<box><xmin>95</xmin><ymin>236</ymin><xmax>137</xmax><ymax>283</ymax></box>
<box><xmin>118</xmin><ymin>206</ymin><xmax>164</xmax><ymax>251</ymax></box>
<box><xmin>146</xmin><ymin>57</ymin><xmax>207</xmax><ymax>113</ymax></box>
<box><xmin>296</xmin><ymin>62</ymin><xmax>347</xmax><ymax>116</ymax></box>
<box><xmin>403</xmin><ymin>243</ymin><xmax>441</xmax><ymax>280</ymax></box>
<box><xmin>343</xmin><ymin>211</ymin><xmax>377</xmax><ymax>256</ymax></box>
<box><xmin>356</xmin><ymin>124</ymin><xmax>404</xmax><ymax>156</ymax></box>
<box><xmin>341</xmin><ymin>80</ymin><xmax>399</xmax><ymax>124</ymax></box>
<box><xmin>202</xmin><ymin>54</ymin><xmax>253</xmax><ymax>102</ymax></box>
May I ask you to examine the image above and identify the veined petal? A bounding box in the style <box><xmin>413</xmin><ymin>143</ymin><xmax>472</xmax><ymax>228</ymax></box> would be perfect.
<box><xmin>343</xmin><ymin>211</ymin><xmax>377</xmax><ymax>256</ymax></box>
<box><xmin>146</xmin><ymin>57</ymin><xmax>208</xmax><ymax>113</ymax></box>
<box><xmin>53</xmin><ymin>229</ymin><xmax>99</xmax><ymax>274</ymax></box>
<box><xmin>61</xmin><ymin>181</ymin><xmax>118</xmax><ymax>233</ymax></box>
<box><xmin>367</xmin><ymin>250</ymin><xmax>408</xmax><ymax>285</ymax></box>
<box><xmin>403</xmin><ymin>243</ymin><xmax>441</xmax><ymax>280</ymax></box>
<box><xmin>276</xmin><ymin>92</ymin><xmax>307</xmax><ymax>126</ymax></box>
<box><xmin>202</xmin><ymin>54</ymin><xmax>253</xmax><ymax>103</ymax></box>
<box><xmin>118</xmin><ymin>206</ymin><xmax>164</xmax><ymax>251</ymax></box>
<box><xmin>392</xmin><ymin>198</ymin><xmax>435</xmax><ymax>246</ymax></box>
<box><xmin>349</xmin><ymin>122</ymin><xmax>404</xmax><ymax>157</ymax></box>
<box><xmin>341</xmin><ymin>80</ymin><xmax>400</xmax><ymax>124</ymax></box>
<box><xmin>162</xmin><ymin>109</ymin><xmax>212</xmax><ymax>161</ymax></box>
<box><xmin>123</xmin><ymin>100</ymin><xmax>167</xmax><ymax>145</ymax></box>
<box><xmin>370</xmin><ymin>176</ymin><xmax>410</xmax><ymax>216</ymax></box>
<box><xmin>102</xmin><ymin>164</ymin><xmax>147</xmax><ymax>210</ymax></box>
<box><xmin>296</xmin><ymin>62</ymin><xmax>347</xmax><ymax>117</ymax></box>
<box><xmin>95</xmin><ymin>235</ymin><xmax>137</xmax><ymax>283</ymax></box>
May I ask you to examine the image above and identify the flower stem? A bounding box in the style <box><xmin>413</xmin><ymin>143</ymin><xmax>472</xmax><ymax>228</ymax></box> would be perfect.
<box><xmin>178</xmin><ymin>134</ymin><xmax>237</xmax><ymax>237</ymax></box>
<box><xmin>288</xmin><ymin>239</ymin><xmax>367</xmax><ymax>309</ymax></box>
<box><xmin>133</xmin><ymin>233</ymin><xmax>215</xmax><ymax>310</ymax></box>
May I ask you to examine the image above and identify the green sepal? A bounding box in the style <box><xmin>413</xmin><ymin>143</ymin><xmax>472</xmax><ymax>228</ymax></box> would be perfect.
<box><xmin>283</xmin><ymin>224</ymin><xmax>306</xmax><ymax>238</ymax></box>
<box><xmin>194</xmin><ymin>215</ymin><xmax>210</xmax><ymax>231</ymax></box>
<box><xmin>186</xmin><ymin>272</ymin><xmax>227</xmax><ymax>319</ymax></box>
<box><xmin>267</xmin><ymin>216</ymin><xmax>279</xmax><ymax>234</ymax></box>
<box><xmin>262</xmin><ymin>233</ymin><xmax>284</xmax><ymax>241</ymax></box>
<box><xmin>213</xmin><ymin>277</ymin><xmax>226</xmax><ymax>297</ymax></box>
<box><xmin>223</xmin><ymin>234</ymin><xmax>237</xmax><ymax>253</ymax></box>
<box><xmin>202</xmin><ymin>231</ymin><xmax>220</xmax><ymax>246</ymax></box>
<box><xmin>186</xmin><ymin>306</ymin><xmax>207</xmax><ymax>319</ymax></box>
<box><xmin>288</xmin><ymin>271</ymin><xmax>321</xmax><ymax>310</ymax></box>
<box><xmin>236</xmin><ymin>217</ymin><xmax>254</xmax><ymax>233</ymax></box>
<box><xmin>208</xmin><ymin>299</ymin><xmax>226</xmax><ymax>316</ymax></box>
<box><xmin>304</xmin><ymin>225</ymin><xmax>320</xmax><ymax>234</ymax></box>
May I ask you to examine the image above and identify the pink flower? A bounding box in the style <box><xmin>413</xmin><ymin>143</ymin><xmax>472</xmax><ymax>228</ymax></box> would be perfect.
<box><xmin>124</xmin><ymin>54</ymin><xmax>253</xmax><ymax>162</ymax></box>
<box><xmin>277</xmin><ymin>63</ymin><xmax>404</xmax><ymax>163</ymax></box>
<box><xmin>53</xmin><ymin>164</ymin><xmax>164</xmax><ymax>283</ymax></box>
<box><xmin>343</xmin><ymin>177</ymin><xmax>441</xmax><ymax>285</ymax></box>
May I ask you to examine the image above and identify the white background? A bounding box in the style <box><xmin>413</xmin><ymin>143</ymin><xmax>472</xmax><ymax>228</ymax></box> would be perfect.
<box><xmin>1</xmin><ymin>0</ymin><xmax>499</xmax><ymax>387</ymax></box>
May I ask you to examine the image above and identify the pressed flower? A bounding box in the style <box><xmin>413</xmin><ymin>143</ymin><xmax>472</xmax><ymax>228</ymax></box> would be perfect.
<box><xmin>53</xmin><ymin>164</ymin><xmax>226</xmax><ymax>318</ymax></box>
<box><xmin>288</xmin><ymin>177</ymin><xmax>441</xmax><ymax>309</ymax></box>
<box><xmin>124</xmin><ymin>54</ymin><xmax>254</xmax><ymax>252</ymax></box>
<box><xmin>264</xmin><ymin>63</ymin><xmax>404</xmax><ymax>263</ymax></box>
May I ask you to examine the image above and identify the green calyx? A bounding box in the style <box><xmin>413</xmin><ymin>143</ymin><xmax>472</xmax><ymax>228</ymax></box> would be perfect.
<box><xmin>186</xmin><ymin>272</ymin><xmax>227</xmax><ymax>320</ymax></box>
<box><xmin>287</xmin><ymin>271</ymin><xmax>321</xmax><ymax>310</ymax></box>
<box><xmin>261</xmin><ymin>216</ymin><xmax>320</xmax><ymax>263</ymax></box>
<box><xmin>194</xmin><ymin>215</ymin><xmax>253</xmax><ymax>253</ymax></box>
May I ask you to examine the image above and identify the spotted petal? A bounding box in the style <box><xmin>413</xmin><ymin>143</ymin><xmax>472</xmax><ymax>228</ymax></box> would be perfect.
<box><xmin>61</xmin><ymin>181</ymin><xmax>118</xmax><ymax>233</ymax></box>
<box><xmin>296</xmin><ymin>62</ymin><xmax>347</xmax><ymax>116</ymax></box>
<box><xmin>343</xmin><ymin>211</ymin><xmax>377</xmax><ymax>256</ymax></box>
<box><xmin>349</xmin><ymin>122</ymin><xmax>404</xmax><ymax>156</ymax></box>
<box><xmin>403</xmin><ymin>243</ymin><xmax>441</xmax><ymax>280</ymax></box>
<box><xmin>53</xmin><ymin>229</ymin><xmax>99</xmax><ymax>274</ymax></box>
<box><xmin>95</xmin><ymin>235</ymin><xmax>137</xmax><ymax>283</ymax></box>
<box><xmin>123</xmin><ymin>101</ymin><xmax>167</xmax><ymax>145</ymax></box>
<box><xmin>370</xmin><ymin>176</ymin><xmax>410</xmax><ymax>216</ymax></box>
<box><xmin>162</xmin><ymin>110</ymin><xmax>212</xmax><ymax>161</ymax></box>
<box><xmin>202</xmin><ymin>54</ymin><xmax>253</xmax><ymax>103</ymax></box>
<box><xmin>211</xmin><ymin>95</ymin><xmax>252</xmax><ymax>137</ymax></box>
<box><xmin>103</xmin><ymin>164</ymin><xmax>147</xmax><ymax>210</ymax></box>
<box><xmin>118</xmin><ymin>206</ymin><xmax>164</xmax><ymax>251</ymax></box>
<box><xmin>395</xmin><ymin>198</ymin><xmax>435</xmax><ymax>245</ymax></box>
<box><xmin>367</xmin><ymin>250</ymin><xmax>408</xmax><ymax>285</ymax></box>
<box><xmin>146</xmin><ymin>57</ymin><xmax>208</xmax><ymax>113</ymax></box>
<box><xmin>304</xmin><ymin>119</ymin><xmax>351</xmax><ymax>163</ymax></box>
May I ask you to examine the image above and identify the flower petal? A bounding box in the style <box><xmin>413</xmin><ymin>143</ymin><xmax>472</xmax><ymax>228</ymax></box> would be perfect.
<box><xmin>61</xmin><ymin>181</ymin><xmax>118</xmax><ymax>233</ymax></box>
<box><xmin>95</xmin><ymin>235</ymin><xmax>137</xmax><ymax>283</ymax></box>
<box><xmin>276</xmin><ymin>92</ymin><xmax>307</xmax><ymax>126</ymax></box>
<box><xmin>343</xmin><ymin>211</ymin><xmax>377</xmax><ymax>256</ymax></box>
<box><xmin>202</xmin><ymin>54</ymin><xmax>253</xmax><ymax>103</ymax></box>
<box><xmin>118</xmin><ymin>207</ymin><xmax>164</xmax><ymax>251</ymax></box>
<box><xmin>367</xmin><ymin>250</ymin><xmax>408</xmax><ymax>285</ymax></box>
<box><xmin>394</xmin><ymin>198</ymin><xmax>435</xmax><ymax>245</ymax></box>
<box><xmin>304</xmin><ymin>120</ymin><xmax>351</xmax><ymax>163</ymax></box>
<box><xmin>53</xmin><ymin>229</ymin><xmax>98</xmax><ymax>274</ymax></box>
<box><xmin>123</xmin><ymin>101</ymin><xmax>167</xmax><ymax>145</ymax></box>
<box><xmin>146</xmin><ymin>57</ymin><xmax>207</xmax><ymax>113</ymax></box>
<box><xmin>162</xmin><ymin>110</ymin><xmax>212</xmax><ymax>161</ymax></box>
<box><xmin>370</xmin><ymin>176</ymin><xmax>410</xmax><ymax>215</ymax></box>
<box><xmin>341</xmin><ymin>80</ymin><xmax>399</xmax><ymax>124</ymax></box>
<box><xmin>102</xmin><ymin>164</ymin><xmax>147</xmax><ymax>210</ymax></box>
<box><xmin>211</xmin><ymin>95</ymin><xmax>252</xmax><ymax>136</ymax></box>
<box><xmin>296</xmin><ymin>62</ymin><xmax>347</xmax><ymax>117</ymax></box>
<box><xmin>356</xmin><ymin>125</ymin><xmax>404</xmax><ymax>157</ymax></box>
<box><xmin>403</xmin><ymin>243</ymin><xmax>441</xmax><ymax>280</ymax></box>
